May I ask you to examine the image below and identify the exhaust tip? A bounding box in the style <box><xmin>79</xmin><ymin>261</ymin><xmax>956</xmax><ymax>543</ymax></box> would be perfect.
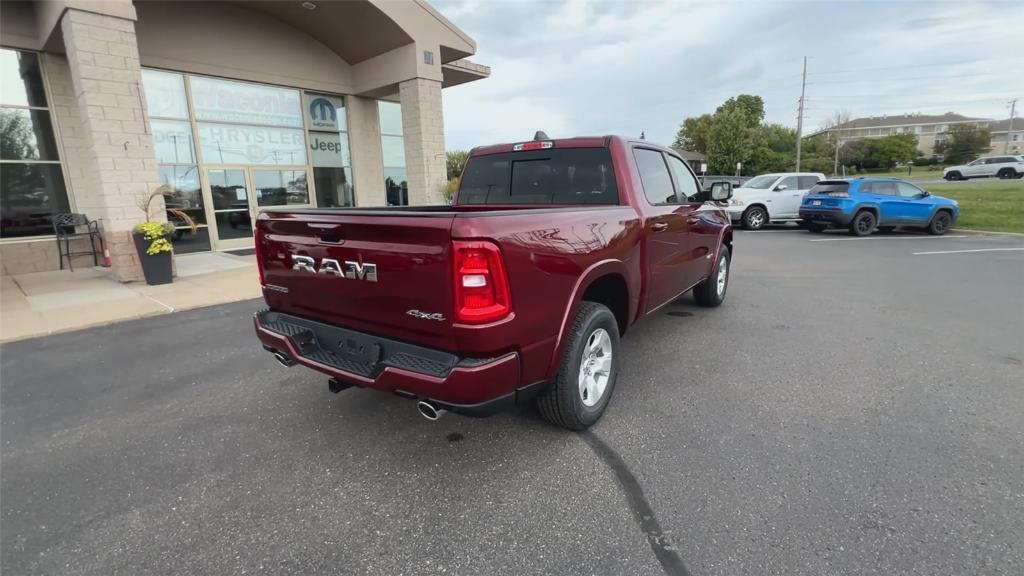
<box><xmin>272</xmin><ymin>350</ymin><xmax>295</xmax><ymax>367</ymax></box>
<box><xmin>417</xmin><ymin>401</ymin><xmax>446</xmax><ymax>421</ymax></box>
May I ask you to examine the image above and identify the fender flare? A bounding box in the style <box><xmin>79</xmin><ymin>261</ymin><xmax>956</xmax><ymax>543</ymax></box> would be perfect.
<box><xmin>705</xmin><ymin>223</ymin><xmax>733</xmax><ymax>278</ymax></box>
<box><xmin>545</xmin><ymin>259</ymin><xmax>633</xmax><ymax>377</ymax></box>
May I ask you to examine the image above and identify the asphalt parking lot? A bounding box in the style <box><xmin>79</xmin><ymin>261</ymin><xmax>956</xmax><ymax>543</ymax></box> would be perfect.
<box><xmin>3</xmin><ymin>229</ymin><xmax>1023</xmax><ymax>576</ymax></box>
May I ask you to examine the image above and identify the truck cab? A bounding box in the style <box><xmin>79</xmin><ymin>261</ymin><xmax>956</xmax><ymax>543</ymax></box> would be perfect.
<box><xmin>724</xmin><ymin>172</ymin><xmax>826</xmax><ymax>229</ymax></box>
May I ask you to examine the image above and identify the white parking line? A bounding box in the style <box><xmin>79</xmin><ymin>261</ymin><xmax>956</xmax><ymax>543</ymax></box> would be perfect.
<box><xmin>913</xmin><ymin>248</ymin><xmax>1024</xmax><ymax>256</ymax></box>
<box><xmin>809</xmin><ymin>235</ymin><xmax>969</xmax><ymax>242</ymax></box>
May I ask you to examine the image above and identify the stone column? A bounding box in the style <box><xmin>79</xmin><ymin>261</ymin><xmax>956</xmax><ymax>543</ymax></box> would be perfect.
<box><xmin>60</xmin><ymin>9</ymin><xmax>162</xmax><ymax>282</ymax></box>
<box><xmin>399</xmin><ymin>78</ymin><xmax>447</xmax><ymax>205</ymax></box>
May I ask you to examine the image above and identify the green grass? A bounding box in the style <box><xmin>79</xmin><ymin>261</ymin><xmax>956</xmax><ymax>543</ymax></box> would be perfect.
<box><xmin>935</xmin><ymin>182</ymin><xmax>1024</xmax><ymax>233</ymax></box>
<box><xmin>837</xmin><ymin>168</ymin><xmax>945</xmax><ymax>181</ymax></box>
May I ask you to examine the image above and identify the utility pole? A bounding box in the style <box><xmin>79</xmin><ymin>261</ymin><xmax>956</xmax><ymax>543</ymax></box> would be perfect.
<box><xmin>795</xmin><ymin>56</ymin><xmax>807</xmax><ymax>172</ymax></box>
<box><xmin>1006</xmin><ymin>98</ymin><xmax>1018</xmax><ymax>154</ymax></box>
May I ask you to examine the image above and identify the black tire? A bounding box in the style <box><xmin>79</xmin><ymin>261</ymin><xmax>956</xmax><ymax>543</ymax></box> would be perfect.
<box><xmin>741</xmin><ymin>206</ymin><xmax>767</xmax><ymax>230</ymax></box>
<box><xmin>804</xmin><ymin>221</ymin><xmax>827</xmax><ymax>233</ymax></box>
<box><xmin>848</xmin><ymin>210</ymin><xmax>876</xmax><ymax>236</ymax></box>
<box><xmin>928</xmin><ymin>210</ymin><xmax>952</xmax><ymax>235</ymax></box>
<box><xmin>944</xmin><ymin>171</ymin><xmax>961</xmax><ymax>181</ymax></box>
<box><xmin>998</xmin><ymin>168</ymin><xmax>1015</xmax><ymax>180</ymax></box>
<box><xmin>536</xmin><ymin>302</ymin><xmax>620</xmax><ymax>430</ymax></box>
<box><xmin>693</xmin><ymin>245</ymin><xmax>730</xmax><ymax>307</ymax></box>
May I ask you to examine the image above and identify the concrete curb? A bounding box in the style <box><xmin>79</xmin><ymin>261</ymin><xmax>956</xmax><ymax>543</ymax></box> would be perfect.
<box><xmin>951</xmin><ymin>229</ymin><xmax>1024</xmax><ymax>238</ymax></box>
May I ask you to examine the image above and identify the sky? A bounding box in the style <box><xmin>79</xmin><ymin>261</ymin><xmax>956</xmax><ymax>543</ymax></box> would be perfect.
<box><xmin>435</xmin><ymin>0</ymin><xmax>1024</xmax><ymax>151</ymax></box>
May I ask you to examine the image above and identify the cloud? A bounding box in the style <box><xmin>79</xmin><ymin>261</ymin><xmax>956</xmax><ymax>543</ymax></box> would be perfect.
<box><xmin>438</xmin><ymin>0</ymin><xmax>1024</xmax><ymax>150</ymax></box>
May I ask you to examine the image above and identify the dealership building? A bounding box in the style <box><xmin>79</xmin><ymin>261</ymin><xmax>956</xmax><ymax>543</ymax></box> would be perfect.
<box><xmin>0</xmin><ymin>0</ymin><xmax>488</xmax><ymax>280</ymax></box>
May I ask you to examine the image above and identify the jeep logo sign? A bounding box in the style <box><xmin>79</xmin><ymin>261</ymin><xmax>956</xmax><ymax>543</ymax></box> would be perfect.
<box><xmin>293</xmin><ymin>255</ymin><xmax>377</xmax><ymax>282</ymax></box>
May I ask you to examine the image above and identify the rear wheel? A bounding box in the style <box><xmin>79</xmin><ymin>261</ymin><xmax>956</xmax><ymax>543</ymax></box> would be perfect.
<box><xmin>998</xmin><ymin>168</ymin><xmax>1017</xmax><ymax>180</ymax></box>
<box><xmin>848</xmin><ymin>210</ymin><xmax>876</xmax><ymax>236</ymax></box>
<box><xmin>928</xmin><ymin>210</ymin><xmax>952</xmax><ymax>235</ymax></box>
<box><xmin>693</xmin><ymin>245</ymin><xmax>730</xmax><ymax>307</ymax></box>
<box><xmin>537</xmin><ymin>302</ymin><xmax>620</xmax><ymax>430</ymax></box>
<box><xmin>742</xmin><ymin>206</ymin><xmax>767</xmax><ymax>230</ymax></box>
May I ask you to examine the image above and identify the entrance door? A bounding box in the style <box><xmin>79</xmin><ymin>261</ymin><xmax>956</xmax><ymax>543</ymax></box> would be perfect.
<box><xmin>204</xmin><ymin>167</ymin><xmax>313</xmax><ymax>251</ymax></box>
<box><xmin>206</xmin><ymin>168</ymin><xmax>255</xmax><ymax>250</ymax></box>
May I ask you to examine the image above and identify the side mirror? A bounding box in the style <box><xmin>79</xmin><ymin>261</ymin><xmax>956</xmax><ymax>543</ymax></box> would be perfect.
<box><xmin>710</xmin><ymin>181</ymin><xmax>732</xmax><ymax>201</ymax></box>
<box><xmin>920</xmin><ymin>190</ymin><xmax>930</xmax><ymax>197</ymax></box>
<box><xmin>774</xmin><ymin>184</ymin><xmax>788</xmax><ymax>191</ymax></box>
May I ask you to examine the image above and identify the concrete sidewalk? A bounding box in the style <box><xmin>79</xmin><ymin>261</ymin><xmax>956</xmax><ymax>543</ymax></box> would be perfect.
<box><xmin>0</xmin><ymin>252</ymin><xmax>261</xmax><ymax>342</ymax></box>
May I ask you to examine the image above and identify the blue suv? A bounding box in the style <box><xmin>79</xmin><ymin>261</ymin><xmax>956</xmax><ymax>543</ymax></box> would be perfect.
<box><xmin>799</xmin><ymin>178</ymin><xmax>959</xmax><ymax>236</ymax></box>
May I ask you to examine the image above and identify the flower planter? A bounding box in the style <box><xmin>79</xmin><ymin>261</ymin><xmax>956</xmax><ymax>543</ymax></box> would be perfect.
<box><xmin>132</xmin><ymin>233</ymin><xmax>173</xmax><ymax>285</ymax></box>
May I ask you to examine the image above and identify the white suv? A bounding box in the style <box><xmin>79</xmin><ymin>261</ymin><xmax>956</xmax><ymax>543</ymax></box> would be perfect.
<box><xmin>725</xmin><ymin>172</ymin><xmax>826</xmax><ymax>230</ymax></box>
<box><xmin>944</xmin><ymin>155</ymin><xmax>1024</xmax><ymax>180</ymax></box>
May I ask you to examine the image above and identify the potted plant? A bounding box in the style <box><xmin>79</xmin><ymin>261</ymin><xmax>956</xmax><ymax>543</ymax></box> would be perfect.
<box><xmin>132</xmin><ymin>186</ymin><xmax>197</xmax><ymax>285</ymax></box>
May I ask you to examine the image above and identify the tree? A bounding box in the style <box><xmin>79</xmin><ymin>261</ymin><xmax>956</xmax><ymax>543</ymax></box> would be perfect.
<box><xmin>718</xmin><ymin>95</ymin><xmax>765</xmax><ymax>128</ymax></box>
<box><xmin>935</xmin><ymin>124</ymin><xmax>990</xmax><ymax>164</ymax></box>
<box><xmin>822</xmin><ymin>110</ymin><xmax>853</xmax><ymax>175</ymax></box>
<box><xmin>863</xmin><ymin>134</ymin><xmax>918</xmax><ymax>169</ymax></box>
<box><xmin>672</xmin><ymin>114</ymin><xmax>713</xmax><ymax>153</ymax></box>
<box><xmin>707</xmin><ymin>105</ymin><xmax>755</xmax><ymax>173</ymax></box>
<box><xmin>747</xmin><ymin>123</ymin><xmax>797</xmax><ymax>173</ymax></box>
<box><xmin>446</xmin><ymin>150</ymin><xmax>469</xmax><ymax>180</ymax></box>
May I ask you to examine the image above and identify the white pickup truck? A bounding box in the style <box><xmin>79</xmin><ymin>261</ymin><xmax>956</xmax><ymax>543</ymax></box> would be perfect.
<box><xmin>724</xmin><ymin>172</ymin><xmax>826</xmax><ymax>230</ymax></box>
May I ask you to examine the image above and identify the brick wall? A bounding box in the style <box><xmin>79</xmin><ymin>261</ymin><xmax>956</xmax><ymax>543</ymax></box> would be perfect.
<box><xmin>59</xmin><ymin>9</ymin><xmax>163</xmax><ymax>282</ymax></box>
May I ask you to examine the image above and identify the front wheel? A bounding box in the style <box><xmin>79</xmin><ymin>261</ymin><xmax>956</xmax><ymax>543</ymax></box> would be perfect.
<box><xmin>928</xmin><ymin>211</ymin><xmax>952</xmax><ymax>235</ymax></box>
<box><xmin>693</xmin><ymin>245</ymin><xmax>730</xmax><ymax>307</ymax></box>
<box><xmin>742</xmin><ymin>206</ymin><xmax>767</xmax><ymax>230</ymax></box>
<box><xmin>944</xmin><ymin>171</ymin><xmax>961</xmax><ymax>181</ymax></box>
<box><xmin>537</xmin><ymin>302</ymin><xmax>620</xmax><ymax>430</ymax></box>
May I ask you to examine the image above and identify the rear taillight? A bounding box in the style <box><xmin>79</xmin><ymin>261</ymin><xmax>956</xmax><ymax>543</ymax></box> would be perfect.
<box><xmin>453</xmin><ymin>240</ymin><xmax>511</xmax><ymax>324</ymax></box>
<box><xmin>827</xmin><ymin>192</ymin><xmax>849</xmax><ymax>198</ymax></box>
<box><xmin>254</xmin><ymin>227</ymin><xmax>266</xmax><ymax>286</ymax></box>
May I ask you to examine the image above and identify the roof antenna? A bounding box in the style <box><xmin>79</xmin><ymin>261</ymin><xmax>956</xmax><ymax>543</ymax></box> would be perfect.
<box><xmin>640</xmin><ymin>131</ymin><xmax>646</xmax><ymax>140</ymax></box>
<box><xmin>533</xmin><ymin>130</ymin><xmax>549</xmax><ymax>141</ymax></box>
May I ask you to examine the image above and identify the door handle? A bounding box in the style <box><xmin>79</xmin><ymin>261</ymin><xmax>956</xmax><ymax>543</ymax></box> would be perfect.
<box><xmin>651</xmin><ymin>222</ymin><xmax>669</xmax><ymax>232</ymax></box>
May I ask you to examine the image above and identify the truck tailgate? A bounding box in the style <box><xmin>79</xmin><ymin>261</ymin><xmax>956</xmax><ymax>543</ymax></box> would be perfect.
<box><xmin>257</xmin><ymin>210</ymin><xmax>456</xmax><ymax>349</ymax></box>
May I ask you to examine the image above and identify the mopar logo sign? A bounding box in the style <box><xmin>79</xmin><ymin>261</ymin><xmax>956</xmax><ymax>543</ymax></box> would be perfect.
<box><xmin>304</xmin><ymin>94</ymin><xmax>344</xmax><ymax>131</ymax></box>
<box><xmin>309</xmin><ymin>98</ymin><xmax>335</xmax><ymax>124</ymax></box>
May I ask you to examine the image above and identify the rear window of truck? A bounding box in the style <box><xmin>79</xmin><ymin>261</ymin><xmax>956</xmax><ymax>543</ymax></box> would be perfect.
<box><xmin>458</xmin><ymin>148</ymin><xmax>619</xmax><ymax>205</ymax></box>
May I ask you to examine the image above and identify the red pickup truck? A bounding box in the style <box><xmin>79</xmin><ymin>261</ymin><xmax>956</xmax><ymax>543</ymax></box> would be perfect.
<box><xmin>253</xmin><ymin>135</ymin><xmax>734</xmax><ymax>429</ymax></box>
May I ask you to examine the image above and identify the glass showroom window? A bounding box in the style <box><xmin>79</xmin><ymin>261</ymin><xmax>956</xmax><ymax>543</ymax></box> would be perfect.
<box><xmin>141</xmin><ymin>69</ymin><xmax>209</xmax><ymax>253</ymax></box>
<box><xmin>378</xmin><ymin>101</ymin><xmax>407</xmax><ymax>206</ymax></box>
<box><xmin>0</xmin><ymin>49</ymin><xmax>70</xmax><ymax>239</ymax></box>
<box><xmin>305</xmin><ymin>93</ymin><xmax>353</xmax><ymax>207</ymax></box>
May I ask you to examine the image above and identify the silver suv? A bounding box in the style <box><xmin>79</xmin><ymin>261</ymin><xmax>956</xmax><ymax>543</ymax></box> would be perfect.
<box><xmin>944</xmin><ymin>155</ymin><xmax>1024</xmax><ymax>180</ymax></box>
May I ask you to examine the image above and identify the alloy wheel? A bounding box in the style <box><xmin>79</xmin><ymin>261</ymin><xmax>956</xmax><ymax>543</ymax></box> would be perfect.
<box><xmin>578</xmin><ymin>328</ymin><xmax>612</xmax><ymax>407</ymax></box>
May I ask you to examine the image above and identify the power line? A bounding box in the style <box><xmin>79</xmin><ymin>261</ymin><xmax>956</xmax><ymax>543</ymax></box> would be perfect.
<box><xmin>807</xmin><ymin>72</ymin><xmax>1003</xmax><ymax>86</ymax></box>
<box><xmin>806</xmin><ymin>57</ymin><xmax>1024</xmax><ymax>77</ymax></box>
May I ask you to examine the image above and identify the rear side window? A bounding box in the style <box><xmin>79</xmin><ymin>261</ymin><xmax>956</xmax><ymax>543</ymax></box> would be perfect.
<box><xmin>798</xmin><ymin>175</ymin><xmax>820</xmax><ymax>189</ymax></box>
<box><xmin>633</xmin><ymin>148</ymin><xmax>677</xmax><ymax>205</ymax></box>
<box><xmin>871</xmin><ymin>181</ymin><xmax>898</xmax><ymax>195</ymax></box>
<box><xmin>809</xmin><ymin>181</ymin><xmax>849</xmax><ymax>194</ymax></box>
<box><xmin>458</xmin><ymin>148</ymin><xmax>619</xmax><ymax>205</ymax></box>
